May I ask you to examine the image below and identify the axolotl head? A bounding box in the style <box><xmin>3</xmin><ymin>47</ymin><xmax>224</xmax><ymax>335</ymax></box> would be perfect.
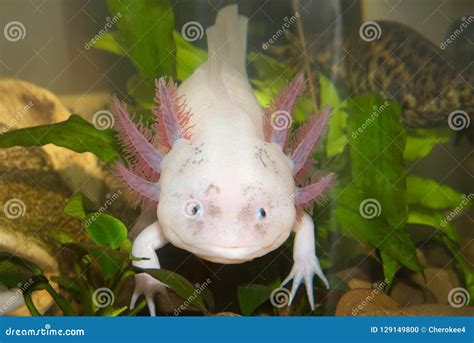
<box><xmin>157</xmin><ymin>137</ymin><xmax>296</xmax><ymax>264</ymax></box>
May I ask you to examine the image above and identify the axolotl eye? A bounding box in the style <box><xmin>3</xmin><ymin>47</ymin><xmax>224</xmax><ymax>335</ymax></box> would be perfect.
<box><xmin>184</xmin><ymin>200</ymin><xmax>203</xmax><ymax>218</ymax></box>
<box><xmin>256</xmin><ymin>208</ymin><xmax>266</xmax><ymax>220</ymax></box>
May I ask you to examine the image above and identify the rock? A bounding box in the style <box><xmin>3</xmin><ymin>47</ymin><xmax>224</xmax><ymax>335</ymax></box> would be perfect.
<box><xmin>0</xmin><ymin>79</ymin><xmax>107</xmax><ymax>201</ymax></box>
<box><xmin>412</xmin><ymin>267</ymin><xmax>460</xmax><ymax>305</ymax></box>
<box><xmin>0</xmin><ymin>145</ymin><xmax>86</xmax><ymax>315</ymax></box>
<box><xmin>335</xmin><ymin>289</ymin><xmax>401</xmax><ymax>316</ymax></box>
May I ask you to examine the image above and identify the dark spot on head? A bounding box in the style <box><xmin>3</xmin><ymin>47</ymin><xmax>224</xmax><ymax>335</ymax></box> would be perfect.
<box><xmin>237</xmin><ymin>203</ymin><xmax>253</xmax><ymax>222</ymax></box>
<box><xmin>205</xmin><ymin>184</ymin><xmax>220</xmax><ymax>195</ymax></box>
<box><xmin>208</xmin><ymin>203</ymin><xmax>222</xmax><ymax>218</ymax></box>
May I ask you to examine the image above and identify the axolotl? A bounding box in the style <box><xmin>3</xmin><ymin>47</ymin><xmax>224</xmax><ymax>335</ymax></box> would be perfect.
<box><xmin>111</xmin><ymin>5</ymin><xmax>334</xmax><ymax>316</ymax></box>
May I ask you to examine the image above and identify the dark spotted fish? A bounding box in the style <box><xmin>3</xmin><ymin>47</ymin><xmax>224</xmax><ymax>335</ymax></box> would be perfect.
<box><xmin>276</xmin><ymin>20</ymin><xmax>473</xmax><ymax>129</ymax></box>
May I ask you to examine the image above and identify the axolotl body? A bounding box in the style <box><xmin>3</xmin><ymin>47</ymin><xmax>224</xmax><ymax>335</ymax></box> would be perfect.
<box><xmin>112</xmin><ymin>5</ymin><xmax>334</xmax><ymax>316</ymax></box>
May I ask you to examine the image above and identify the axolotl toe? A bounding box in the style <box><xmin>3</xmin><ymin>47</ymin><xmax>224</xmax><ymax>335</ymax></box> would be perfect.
<box><xmin>112</xmin><ymin>5</ymin><xmax>334</xmax><ymax>316</ymax></box>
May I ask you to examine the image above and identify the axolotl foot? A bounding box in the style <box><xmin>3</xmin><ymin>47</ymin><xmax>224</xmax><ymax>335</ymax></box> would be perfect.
<box><xmin>280</xmin><ymin>213</ymin><xmax>329</xmax><ymax>311</ymax></box>
<box><xmin>130</xmin><ymin>273</ymin><xmax>169</xmax><ymax>316</ymax></box>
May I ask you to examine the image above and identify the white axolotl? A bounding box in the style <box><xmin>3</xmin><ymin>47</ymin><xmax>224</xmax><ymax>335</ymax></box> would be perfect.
<box><xmin>111</xmin><ymin>5</ymin><xmax>334</xmax><ymax>316</ymax></box>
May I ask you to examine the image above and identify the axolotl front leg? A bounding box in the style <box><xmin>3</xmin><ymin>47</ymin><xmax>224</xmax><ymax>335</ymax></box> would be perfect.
<box><xmin>282</xmin><ymin>213</ymin><xmax>329</xmax><ymax>310</ymax></box>
<box><xmin>130</xmin><ymin>221</ymin><xmax>168</xmax><ymax>316</ymax></box>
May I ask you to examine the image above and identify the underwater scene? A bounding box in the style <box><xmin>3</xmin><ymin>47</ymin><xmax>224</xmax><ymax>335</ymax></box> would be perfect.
<box><xmin>0</xmin><ymin>0</ymin><xmax>472</xmax><ymax>319</ymax></box>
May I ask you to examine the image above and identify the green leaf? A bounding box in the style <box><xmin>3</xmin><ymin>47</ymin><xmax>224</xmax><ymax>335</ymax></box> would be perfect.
<box><xmin>337</xmin><ymin>94</ymin><xmax>420</xmax><ymax>274</ymax></box>
<box><xmin>319</xmin><ymin>73</ymin><xmax>348</xmax><ymax>158</ymax></box>
<box><xmin>238</xmin><ymin>284</ymin><xmax>272</xmax><ymax>316</ymax></box>
<box><xmin>407</xmin><ymin>208</ymin><xmax>459</xmax><ymax>242</ymax></box>
<box><xmin>174</xmin><ymin>31</ymin><xmax>207</xmax><ymax>81</ymax></box>
<box><xmin>84</xmin><ymin>213</ymin><xmax>128</xmax><ymax>249</ymax></box>
<box><xmin>335</xmin><ymin>185</ymin><xmax>420</xmax><ymax>272</ymax></box>
<box><xmin>126</xmin><ymin>74</ymin><xmax>155</xmax><ymax>110</ymax></box>
<box><xmin>380</xmin><ymin>251</ymin><xmax>399</xmax><ymax>287</ymax></box>
<box><xmin>0</xmin><ymin>253</ymin><xmax>44</xmax><ymax>289</ymax></box>
<box><xmin>64</xmin><ymin>192</ymin><xmax>95</xmax><ymax>220</ymax></box>
<box><xmin>407</xmin><ymin>175</ymin><xmax>465</xmax><ymax>210</ymax></box>
<box><xmin>441</xmin><ymin>236</ymin><xmax>474</xmax><ymax>304</ymax></box>
<box><xmin>143</xmin><ymin>269</ymin><xmax>208</xmax><ymax>313</ymax></box>
<box><xmin>107</xmin><ymin>0</ymin><xmax>176</xmax><ymax>78</ymax></box>
<box><xmin>404</xmin><ymin>129</ymin><xmax>450</xmax><ymax>160</ymax></box>
<box><xmin>0</xmin><ymin>115</ymin><xmax>120</xmax><ymax>163</ymax></box>
<box><xmin>50</xmin><ymin>276</ymin><xmax>80</xmax><ymax>294</ymax></box>
<box><xmin>65</xmin><ymin>242</ymin><xmax>126</xmax><ymax>279</ymax></box>
<box><xmin>92</xmin><ymin>31</ymin><xmax>126</xmax><ymax>56</ymax></box>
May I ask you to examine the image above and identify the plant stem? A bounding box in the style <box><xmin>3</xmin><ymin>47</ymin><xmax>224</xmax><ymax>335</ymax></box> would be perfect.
<box><xmin>291</xmin><ymin>0</ymin><xmax>318</xmax><ymax>113</ymax></box>
<box><xmin>43</xmin><ymin>283</ymin><xmax>75</xmax><ymax>316</ymax></box>
<box><xmin>75</xmin><ymin>263</ymin><xmax>94</xmax><ymax>315</ymax></box>
<box><xmin>23</xmin><ymin>292</ymin><xmax>41</xmax><ymax>316</ymax></box>
<box><xmin>126</xmin><ymin>299</ymin><xmax>146</xmax><ymax>316</ymax></box>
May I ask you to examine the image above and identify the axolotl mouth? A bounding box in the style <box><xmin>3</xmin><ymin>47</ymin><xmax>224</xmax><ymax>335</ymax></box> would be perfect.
<box><xmin>163</xmin><ymin>227</ymin><xmax>290</xmax><ymax>264</ymax></box>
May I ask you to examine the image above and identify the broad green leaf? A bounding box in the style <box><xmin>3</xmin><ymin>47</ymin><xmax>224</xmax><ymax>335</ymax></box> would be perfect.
<box><xmin>63</xmin><ymin>192</ymin><xmax>95</xmax><ymax>220</ymax></box>
<box><xmin>0</xmin><ymin>115</ymin><xmax>119</xmax><ymax>163</ymax></box>
<box><xmin>92</xmin><ymin>31</ymin><xmax>126</xmax><ymax>56</ymax></box>
<box><xmin>407</xmin><ymin>208</ymin><xmax>459</xmax><ymax>242</ymax></box>
<box><xmin>338</xmin><ymin>94</ymin><xmax>420</xmax><ymax>274</ymax></box>
<box><xmin>407</xmin><ymin>175</ymin><xmax>465</xmax><ymax>210</ymax></box>
<box><xmin>335</xmin><ymin>185</ymin><xmax>420</xmax><ymax>272</ymax></box>
<box><xmin>0</xmin><ymin>254</ymin><xmax>44</xmax><ymax>289</ymax></box>
<box><xmin>174</xmin><ymin>31</ymin><xmax>207</xmax><ymax>81</ymax></box>
<box><xmin>238</xmin><ymin>284</ymin><xmax>272</xmax><ymax>316</ymax></box>
<box><xmin>107</xmin><ymin>0</ymin><xmax>176</xmax><ymax>78</ymax></box>
<box><xmin>84</xmin><ymin>213</ymin><xmax>128</xmax><ymax>249</ymax></box>
<box><xmin>442</xmin><ymin>236</ymin><xmax>474</xmax><ymax>303</ymax></box>
<box><xmin>143</xmin><ymin>268</ymin><xmax>208</xmax><ymax>313</ymax></box>
<box><xmin>65</xmin><ymin>242</ymin><xmax>127</xmax><ymax>279</ymax></box>
<box><xmin>319</xmin><ymin>73</ymin><xmax>348</xmax><ymax>158</ymax></box>
<box><xmin>404</xmin><ymin>129</ymin><xmax>450</xmax><ymax>160</ymax></box>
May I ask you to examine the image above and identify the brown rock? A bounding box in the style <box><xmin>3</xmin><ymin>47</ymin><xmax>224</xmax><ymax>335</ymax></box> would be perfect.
<box><xmin>335</xmin><ymin>289</ymin><xmax>401</xmax><ymax>316</ymax></box>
